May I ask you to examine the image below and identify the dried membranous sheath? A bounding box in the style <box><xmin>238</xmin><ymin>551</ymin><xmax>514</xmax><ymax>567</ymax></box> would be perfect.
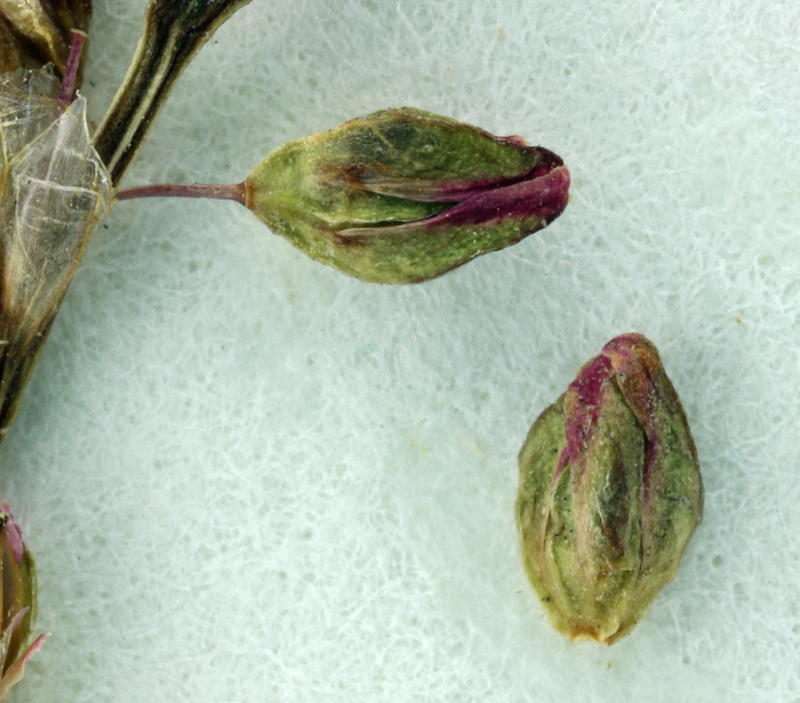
<box><xmin>0</xmin><ymin>64</ymin><xmax>111</xmax><ymax>437</ymax></box>
<box><xmin>0</xmin><ymin>504</ymin><xmax>47</xmax><ymax>703</ymax></box>
<box><xmin>515</xmin><ymin>334</ymin><xmax>703</xmax><ymax>645</ymax></box>
<box><xmin>243</xmin><ymin>108</ymin><xmax>570</xmax><ymax>283</ymax></box>
<box><xmin>119</xmin><ymin>108</ymin><xmax>570</xmax><ymax>284</ymax></box>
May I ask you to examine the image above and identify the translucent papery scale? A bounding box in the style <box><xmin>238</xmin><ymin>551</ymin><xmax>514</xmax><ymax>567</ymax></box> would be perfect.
<box><xmin>4</xmin><ymin>95</ymin><xmax>111</xmax><ymax>319</ymax></box>
<box><xmin>0</xmin><ymin>66</ymin><xmax>111</xmax><ymax>436</ymax></box>
<box><xmin>0</xmin><ymin>67</ymin><xmax>61</xmax><ymax>167</ymax></box>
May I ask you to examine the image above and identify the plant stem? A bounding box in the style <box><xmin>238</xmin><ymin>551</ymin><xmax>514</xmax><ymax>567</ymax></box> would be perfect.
<box><xmin>115</xmin><ymin>182</ymin><xmax>247</xmax><ymax>205</ymax></box>
<box><xmin>93</xmin><ymin>0</ymin><xmax>253</xmax><ymax>187</ymax></box>
<box><xmin>58</xmin><ymin>30</ymin><xmax>88</xmax><ymax>103</ymax></box>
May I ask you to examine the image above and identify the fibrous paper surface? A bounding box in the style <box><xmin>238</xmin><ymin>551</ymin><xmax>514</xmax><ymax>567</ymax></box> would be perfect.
<box><xmin>1</xmin><ymin>0</ymin><xmax>799</xmax><ymax>701</ymax></box>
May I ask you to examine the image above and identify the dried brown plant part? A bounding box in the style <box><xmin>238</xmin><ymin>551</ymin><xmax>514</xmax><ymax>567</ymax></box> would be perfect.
<box><xmin>0</xmin><ymin>0</ymin><xmax>92</xmax><ymax>75</ymax></box>
<box><xmin>0</xmin><ymin>15</ymin><xmax>25</xmax><ymax>73</ymax></box>
<box><xmin>0</xmin><ymin>0</ymin><xmax>68</xmax><ymax>72</ymax></box>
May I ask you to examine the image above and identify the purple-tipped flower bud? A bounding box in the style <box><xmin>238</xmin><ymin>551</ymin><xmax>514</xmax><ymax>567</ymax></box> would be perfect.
<box><xmin>0</xmin><ymin>503</ymin><xmax>47</xmax><ymax>702</ymax></box>
<box><xmin>515</xmin><ymin>334</ymin><xmax>703</xmax><ymax>645</ymax></box>
<box><xmin>245</xmin><ymin>107</ymin><xmax>570</xmax><ymax>283</ymax></box>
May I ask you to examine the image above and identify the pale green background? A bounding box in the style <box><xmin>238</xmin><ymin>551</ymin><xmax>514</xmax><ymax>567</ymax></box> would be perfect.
<box><xmin>2</xmin><ymin>0</ymin><xmax>798</xmax><ymax>700</ymax></box>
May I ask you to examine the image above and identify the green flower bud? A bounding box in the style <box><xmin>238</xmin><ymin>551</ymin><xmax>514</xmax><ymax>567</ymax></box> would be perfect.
<box><xmin>515</xmin><ymin>334</ymin><xmax>703</xmax><ymax>645</ymax></box>
<box><xmin>245</xmin><ymin>108</ymin><xmax>570</xmax><ymax>283</ymax></box>
<box><xmin>0</xmin><ymin>503</ymin><xmax>47</xmax><ymax>703</ymax></box>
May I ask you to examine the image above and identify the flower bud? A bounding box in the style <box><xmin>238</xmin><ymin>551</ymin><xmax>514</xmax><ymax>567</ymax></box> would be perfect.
<box><xmin>0</xmin><ymin>503</ymin><xmax>47</xmax><ymax>702</ymax></box>
<box><xmin>515</xmin><ymin>333</ymin><xmax>703</xmax><ymax>645</ymax></box>
<box><xmin>245</xmin><ymin>107</ymin><xmax>570</xmax><ymax>283</ymax></box>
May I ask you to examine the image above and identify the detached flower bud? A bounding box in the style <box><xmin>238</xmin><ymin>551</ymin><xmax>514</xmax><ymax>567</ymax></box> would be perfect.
<box><xmin>0</xmin><ymin>504</ymin><xmax>47</xmax><ymax>703</ymax></box>
<box><xmin>515</xmin><ymin>334</ymin><xmax>703</xmax><ymax>645</ymax></box>
<box><xmin>245</xmin><ymin>108</ymin><xmax>570</xmax><ymax>283</ymax></box>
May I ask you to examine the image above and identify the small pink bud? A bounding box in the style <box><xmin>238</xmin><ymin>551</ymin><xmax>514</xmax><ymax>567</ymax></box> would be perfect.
<box><xmin>0</xmin><ymin>504</ymin><xmax>47</xmax><ymax>701</ymax></box>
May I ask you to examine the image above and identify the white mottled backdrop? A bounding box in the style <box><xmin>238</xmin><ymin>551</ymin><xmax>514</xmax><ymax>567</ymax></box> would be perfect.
<box><xmin>2</xmin><ymin>0</ymin><xmax>799</xmax><ymax>701</ymax></box>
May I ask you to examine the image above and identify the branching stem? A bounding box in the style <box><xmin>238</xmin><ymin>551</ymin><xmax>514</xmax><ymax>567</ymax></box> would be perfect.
<box><xmin>93</xmin><ymin>0</ymin><xmax>253</xmax><ymax>187</ymax></box>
